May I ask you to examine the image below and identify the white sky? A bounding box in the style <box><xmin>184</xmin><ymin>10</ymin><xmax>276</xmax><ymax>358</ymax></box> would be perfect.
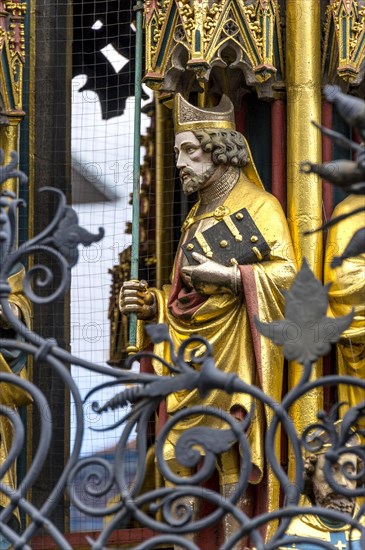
<box><xmin>70</xmin><ymin>60</ymin><xmax>153</xmax><ymax>455</ymax></box>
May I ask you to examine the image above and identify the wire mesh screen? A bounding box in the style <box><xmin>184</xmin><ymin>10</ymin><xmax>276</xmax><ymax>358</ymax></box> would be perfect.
<box><xmin>70</xmin><ymin>0</ymin><xmax>153</xmax><ymax>536</ymax></box>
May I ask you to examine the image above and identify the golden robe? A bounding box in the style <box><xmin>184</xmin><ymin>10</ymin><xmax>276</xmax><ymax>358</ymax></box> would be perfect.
<box><xmin>0</xmin><ymin>265</ymin><xmax>32</xmax><ymax>540</ymax></box>
<box><xmin>324</xmin><ymin>195</ymin><xmax>365</xmax><ymax>422</ymax></box>
<box><xmin>151</xmin><ymin>171</ymin><xmax>297</xmax><ymax>522</ymax></box>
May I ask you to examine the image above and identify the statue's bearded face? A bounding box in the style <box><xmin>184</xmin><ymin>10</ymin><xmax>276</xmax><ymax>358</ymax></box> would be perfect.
<box><xmin>174</xmin><ymin>131</ymin><xmax>217</xmax><ymax>195</ymax></box>
<box><xmin>312</xmin><ymin>453</ymin><xmax>357</xmax><ymax>514</ymax></box>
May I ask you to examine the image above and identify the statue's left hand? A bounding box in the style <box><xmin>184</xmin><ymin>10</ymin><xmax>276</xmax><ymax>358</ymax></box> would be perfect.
<box><xmin>181</xmin><ymin>252</ymin><xmax>241</xmax><ymax>296</ymax></box>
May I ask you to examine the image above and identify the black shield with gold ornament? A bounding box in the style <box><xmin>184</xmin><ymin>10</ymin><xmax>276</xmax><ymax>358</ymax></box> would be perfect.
<box><xmin>182</xmin><ymin>208</ymin><xmax>270</xmax><ymax>267</ymax></box>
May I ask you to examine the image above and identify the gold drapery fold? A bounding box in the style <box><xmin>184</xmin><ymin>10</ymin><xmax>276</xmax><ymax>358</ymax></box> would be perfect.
<box><xmin>325</xmin><ymin>195</ymin><xmax>365</xmax><ymax>425</ymax></box>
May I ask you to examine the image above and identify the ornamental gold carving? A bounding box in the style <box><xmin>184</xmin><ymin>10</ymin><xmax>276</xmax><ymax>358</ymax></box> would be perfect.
<box><xmin>0</xmin><ymin>0</ymin><xmax>26</xmax><ymax>112</ymax></box>
<box><xmin>144</xmin><ymin>0</ymin><xmax>284</xmax><ymax>100</ymax></box>
<box><xmin>323</xmin><ymin>0</ymin><xmax>365</xmax><ymax>85</ymax></box>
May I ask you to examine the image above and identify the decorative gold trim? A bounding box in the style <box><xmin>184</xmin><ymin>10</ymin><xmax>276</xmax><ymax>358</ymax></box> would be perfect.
<box><xmin>151</xmin><ymin>1</ymin><xmax>178</xmax><ymax>73</ymax></box>
<box><xmin>322</xmin><ymin>0</ymin><xmax>365</xmax><ymax>84</ymax></box>
<box><xmin>175</xmin><ymin>119</ymin><xmax>236</xmax><ymax>132</ymax></box>
<box><xmin>0</xmin><ymin>57</ymin><xmax>11</xmax><ymax>111</ymax></box>
<box><xmin>2</xmin><ymin>0</ymin><xmax>27</xmax><ymax>111</ymax></box>
<box><xmin>223</xmin><ymin>215</ymin><xmax>242</xmax><ymax>242</ymax></box>
<box><xmin>195</xmin><ymin>231</ymin><xmax>213</xmax><ymax>258</ymax></box>
<box><xmin>5</xmin><ymin>40</ymin><xmax>22</xmax><ymax>109</ymax></box>
<box><xmin>252</xmin><ymin>246</ymin><xmax>263</xmax><ymax>260</ymax></box>
<box><xmin>0</xmin><ymin>115</ymin><xmax>22</xmax><ymax>194</ymax></box>
<box><xmin>5</xmin><ymin>2</ymin><xmax>26</xmax><ymax>13</ymax></box>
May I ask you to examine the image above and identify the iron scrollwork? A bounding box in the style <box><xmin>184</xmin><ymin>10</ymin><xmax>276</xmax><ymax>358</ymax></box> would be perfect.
<box><xmin>1</xmin><ymin>90</ymin><xmax>365</xmax><ymax>548</ymax></box>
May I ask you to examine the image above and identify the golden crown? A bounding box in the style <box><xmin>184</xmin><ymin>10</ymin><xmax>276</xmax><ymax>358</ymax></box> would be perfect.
<box><xmin>173</xmin><ymin>93</ymin><xmax>236</xmax><ymax>134</ymax></box>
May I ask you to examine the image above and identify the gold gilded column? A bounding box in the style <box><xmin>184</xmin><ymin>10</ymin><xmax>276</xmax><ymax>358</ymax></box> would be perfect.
<box><xmin>286</xmin><ymin>0</ymin><xmax>322</xmax><ymax>270</ymax></box>
<box><xmin>0</xmin><ymin>115</ymin><xmax>23</xmax><ymax>194</ymax></box>
<box><xmin>286</xmin><ymin>0</ymin><xmax>323</xmax><ymax>450</ymax></box>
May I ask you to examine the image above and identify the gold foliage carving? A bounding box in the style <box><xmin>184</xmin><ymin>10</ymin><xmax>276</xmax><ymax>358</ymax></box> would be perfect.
<box><xmin>0</xmin><ymin>0</ymin><xmax>27</xmax><ymax>112</ymax></box>
<box><xmin>323</xmin><ymin>0</ymin><xmax>365</xmax><ymax>84</ymax></box>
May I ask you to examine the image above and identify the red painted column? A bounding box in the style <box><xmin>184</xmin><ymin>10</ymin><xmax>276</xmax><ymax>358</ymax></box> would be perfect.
<box><xmin>322</xmin><ymin>101</ymin><xmax>333</xmax><ymax>224</ymax></box>
<box><xmin>271</xmin><ymin>99</ymin><xmax>287</xmax><ymax>212</ymax></box>
<box><xmin>157</xmin><ymin>400</ymin><xmax>168</xmax><ymax>435</ymax></box>
<box><xmin>140</xmin><ymin>354</ymin><xmax>154</xmax><ymax>374</ymax></box>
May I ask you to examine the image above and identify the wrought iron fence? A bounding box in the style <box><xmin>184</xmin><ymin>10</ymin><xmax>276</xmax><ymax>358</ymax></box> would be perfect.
<box><xmin>0</xmin><ymin>86</ymin><xmax>365</xmax><ymax>549</ymax></box>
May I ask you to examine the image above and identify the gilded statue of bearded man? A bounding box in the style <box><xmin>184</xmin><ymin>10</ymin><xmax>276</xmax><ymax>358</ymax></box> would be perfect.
<box><xmin>120</xmin><ymin>95</ymin><xmax>296</xmax><ymax>539</ymax></box>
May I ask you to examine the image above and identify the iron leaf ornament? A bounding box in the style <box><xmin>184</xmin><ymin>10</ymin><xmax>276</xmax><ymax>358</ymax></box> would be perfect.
<box><xmin>255</xmin><ymin>260</ymin><xmax>354</xmax><ymax>365</ymax></box>
<box><xmin>51</xmin><ymin>206</ymin><xmax>104</xmax><ymax>267</ymax></box>
<box><xmin>174</xmin><ymin>425</ymin><xmax>245</xmax><ymax>471</ymax></box>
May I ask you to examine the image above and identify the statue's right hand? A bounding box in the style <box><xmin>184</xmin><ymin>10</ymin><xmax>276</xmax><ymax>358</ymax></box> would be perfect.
<box><xmin>119</xmin><ymin>280</ymin><xmax>157</xmax><ymax>321</ymax></box>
